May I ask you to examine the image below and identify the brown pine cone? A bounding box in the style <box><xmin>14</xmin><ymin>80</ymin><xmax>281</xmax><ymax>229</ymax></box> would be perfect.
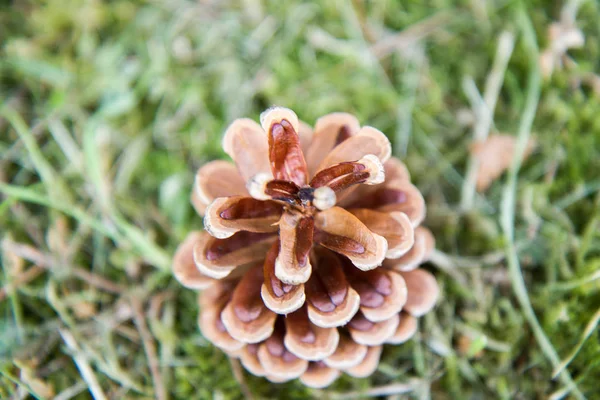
<box><xmin>173</xmin><ymin>108</ymin><xmax>439</xmax><ymax>387</ymax></box>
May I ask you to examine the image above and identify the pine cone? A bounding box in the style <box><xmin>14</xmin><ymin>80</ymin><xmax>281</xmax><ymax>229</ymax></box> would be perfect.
<box><xmin>173</xmin><ymin>108</ymin><xmax>439</xmax><ymax>387</ymax></box>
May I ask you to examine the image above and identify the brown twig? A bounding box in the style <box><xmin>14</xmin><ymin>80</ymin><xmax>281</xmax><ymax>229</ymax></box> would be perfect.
<box><xmin>228</xmin><ymin>357</ymin><xmax>254</xmax><ymax>400</ymax></box>
<box><xmin>350</xmin><ymin>0</ymin><xmax>377</xmax><ymax>43</ymax></box>
<box><xmin>148</xmin><ymin>291</ymin><xmax>174</xmax><ymax>321</ymax></box>
<box><xmin>131</xmin><ymin>297</ymin><xmax>167</xmax><ymax>400</ymax></box>
<box><xmin>2</xmin><ymin>240</ymin><xmax>126</xmax><ymax>294</ymax></box>
<box><xmin>369</xmin><ymin>12</ymin><xmax>453</xmax><ymax>58</ymax></box>
<box><xmin>71</xmin><ymin>268</ymin><xmax>126</xmax><ymax>294</ymax></box>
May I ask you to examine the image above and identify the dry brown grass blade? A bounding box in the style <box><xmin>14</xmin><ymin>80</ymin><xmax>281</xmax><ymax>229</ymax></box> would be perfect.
<box><xmin>228</xmin><ymin>357</ymin><xmax>255</xmax><ymax>400</ymax></box>
<box><xmin>2</xmin><ymin>240</ymin><xmax>126</xmax><ymax>294</ymax></box>
<box><xmin>0</xmin><ymin>265</ymin><xmax>45</xmax><ymax>302</ymax></box>
<box><xmin>131</xmin><ymin>297</ymin><xmax>167</xmax><ymax>400</ymax></box>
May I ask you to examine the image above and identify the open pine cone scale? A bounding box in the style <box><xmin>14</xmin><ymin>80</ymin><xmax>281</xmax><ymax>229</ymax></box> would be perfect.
<box><xmin>173</xmin><ymin>107</ymin><xmax>438</xmax><ymax>387</ymax></box>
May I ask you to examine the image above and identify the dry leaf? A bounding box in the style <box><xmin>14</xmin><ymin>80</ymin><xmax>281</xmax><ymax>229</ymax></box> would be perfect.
<box><xmin>539</xmin><ymin>20</ymin><xmax>585</xmax><ymax>79</ymax></box>
<box><xmin>471</xmin><ymin>134</ymin><xmax>536</xmax><ymax>192</ymax></box>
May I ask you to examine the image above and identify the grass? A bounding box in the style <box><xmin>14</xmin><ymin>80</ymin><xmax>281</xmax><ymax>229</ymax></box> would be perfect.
<box><xmin>1</xmin><ymin>0</ymin><xmax>600</xmax><ymax>398</ymax></box>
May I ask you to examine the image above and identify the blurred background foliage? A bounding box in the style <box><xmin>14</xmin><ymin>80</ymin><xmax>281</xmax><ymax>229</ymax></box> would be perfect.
<box><xmin>1</xmin><ymin>0</ymin><xmax>599</xmax><ymax>399</ymax></box>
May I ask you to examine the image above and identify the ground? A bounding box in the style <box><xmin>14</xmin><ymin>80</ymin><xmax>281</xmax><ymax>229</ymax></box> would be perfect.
<box><xmin>1</xmin><ymin>0</ymin><xmax>599</xmax><ymax>399</ymax></box>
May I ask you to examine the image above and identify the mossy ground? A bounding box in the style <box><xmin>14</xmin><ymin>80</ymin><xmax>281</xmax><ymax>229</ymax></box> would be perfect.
<box><xmin>1</xmin><ymin>0</ymin><xmax>599</xmax><ymax>399</ymax></box>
